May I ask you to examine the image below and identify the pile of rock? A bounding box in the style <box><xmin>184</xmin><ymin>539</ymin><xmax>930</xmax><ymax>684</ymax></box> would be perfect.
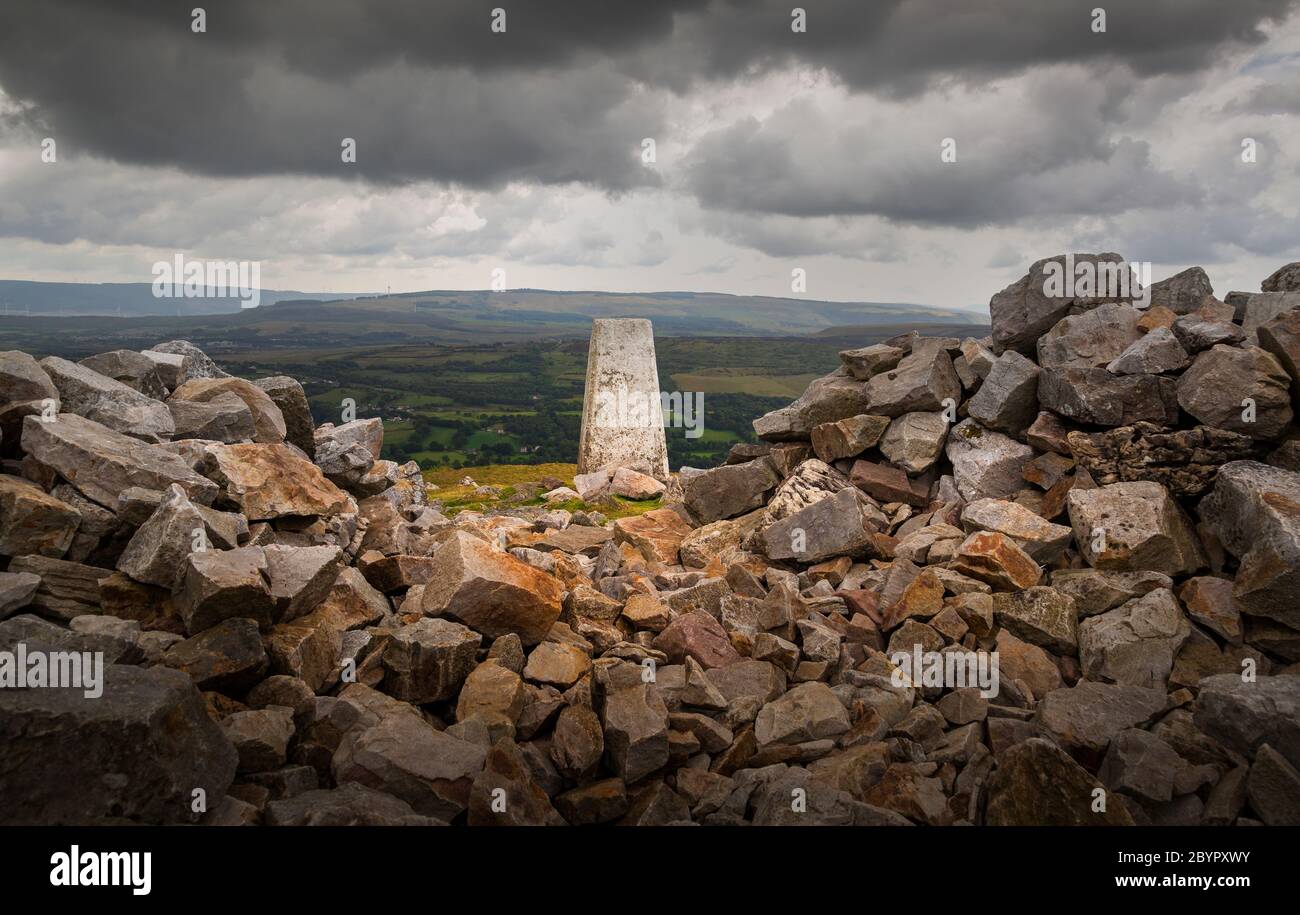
<box><xmin>689</xmin><ymin>254</ymin><xmax>1300</xmax><ymax>825</ymax></box>
<box><xmin>1</xmin><ymin>252</ymin><xmax>1297</xmax><ymax>827</ymax></box>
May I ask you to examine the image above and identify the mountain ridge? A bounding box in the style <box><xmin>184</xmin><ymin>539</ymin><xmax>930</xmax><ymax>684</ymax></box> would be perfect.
<box><xmin>0</xmin><ymin>279</ymin><xmax>360</xmax><ymax>317</ymax></box>
<box><xmin>0</xmin><ymin>279</ymin><xmax>980</xmax><ymax>328</ymax></box>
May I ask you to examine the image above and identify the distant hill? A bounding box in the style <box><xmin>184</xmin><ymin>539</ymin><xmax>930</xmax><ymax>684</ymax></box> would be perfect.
<box><xmin>0</xmin><ymin>280</ymin><xmax>359</xmax><ymax>317</ymax></box>
<box><xmin>336</xmin><ymin>288</ymin><xmax>978</xmax><ymax>336</ymax></box>
<box><xmin>0</xmin><ymin>280</ymin><xmax>977</xmax><ymax>329</ymax></box>
<box><xmin>810</xmin><ymin>321</ymin><xmax>990</xmax><ymax>342</ymax></box>
<box><xmin>0</xmin><ymin>283</ymin><xmax>988</xmax><ymax>356</ymax></box>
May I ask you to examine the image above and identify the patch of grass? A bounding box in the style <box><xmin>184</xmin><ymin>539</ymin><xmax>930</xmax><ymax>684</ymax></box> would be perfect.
<box><xmin>670</xmin><ymin>371</ymin><xmax>819</xmax><ymax>397</ymax></box>
<box><xmin>436</xmin><ymin>493</ymin><xmax>662</xmax><ymax>520</ymax></box>
<box><xmin>410</xmin><ymin>449</ymin><xmax>471</xmax><ymax>465</ymax></box>
<box><xmin>424</xmin><ymin>462</ymin><xmax>577</xmax><ymax>487</ymax></box>
<box><xmin>691</xmin><ymin>428</ymin><xmax>741</xmax><ymax>443</ymax></box>
<box><xmin>422</xmin><ymin>462</ymin><xmax>663</xmax><ymax>519</ymax></box>
<box><xmin>603</xmin><ymin>495</ymin><xmax>666</xmax><ymax>519</ymax></box>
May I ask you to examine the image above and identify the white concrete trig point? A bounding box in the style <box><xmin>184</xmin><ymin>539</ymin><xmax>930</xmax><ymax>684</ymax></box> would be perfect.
<box><xmin>577</xmin><ymin>318</ymin><xmax>670</xmax><ymax>479</ymax></box>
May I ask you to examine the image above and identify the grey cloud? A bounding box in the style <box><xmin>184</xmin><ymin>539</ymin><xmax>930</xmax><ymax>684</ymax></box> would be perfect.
<box><xmin>0</xmin><ymin>150</ymin><xmax>683</xmax><ymax>274</ymax></box>
<box><xmin>0</xmin><ymin>0</ymin><xmax>1294</xmax><ymax>189</ymax></box>
<box><xmin>690</xmin><ymin>207</ymin><xmax>906</xmax><ymax>260</ymax></box>
<box><xmin>1228</xmin><ymin>80</ymin><xmax>1300</xmax><ymax>114</ymax></box>
<box><xmin>625</xmin><ymin>0</ymin><xmax>1298</xmax><ymax>95</ymax></box>
<box><xmin>1105</xmin><ymin>201</ymin><xmax>1300</xmax><ymax>265</ymax></box>
<box><xmin>0</xmin><ymin>0</ymin><xmax>1296</xmax><ymax>291</ymax></box>
<box><xmin>986</xmin><ymin>242</ymin><xmax>1027</xmax><ymax>269</ymax></box>
<box><xmin>681</xmin><ymin>83</ymin><xmax>1199</xmax><ymax>228</ymax></box>
<box><xmin>0</xmin><ymin>0</ymin><xmax>673</xmax><ymax>190</ymax></box>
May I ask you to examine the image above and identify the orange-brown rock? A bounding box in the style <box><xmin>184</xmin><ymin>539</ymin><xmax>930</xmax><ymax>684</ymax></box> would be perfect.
<box><xmin>612</xmin><ymin>507</ymin><xmax>694</xmax><ymax>564</ymax></box>
<box><xmin>950</xmin><ymin>531</ymin><xmax>1042</xmax><ymax>591</ymax></box>
<box><xmin>0</xmin><ymin>473</ymin><xmax>81</xmax><ymax>558</ymax></box>
<box><xmin>522</xmin><ymin>641</ymin><xmax>592</xmax><ymax>688</ymax></box>
<box><xmin>97</xmin><ymin>570</ymin><xmax>180</xmax><ymax>632</ymax></box>
<box><xmin>995</xmin><ymin>629</ymin><xmax>1063</xmax><ymax>699</ymax></box>
<box><xmin>421</xmin><ymin>531</ymin><xmax>564</xmax><ymax>644</ymax></box>
<box><xmin>298</xmin><ymin>567</ymin><xmax>389</xmax><ymax>633</ymax></box>
<box><xmin>882</xmin><ymin>568</ymin><xmax>944</xmax><ymax>630</ymax></box>
<box><xmin>678</xmin><ymin>508</ymin><xmax>764</xmax><ymax>569</ymax></box>
<box><xmin>263</xmin><ymin>619</ymin><xmax>341</xmax><ymax>693</ymax></box>
<box><xmin>621</xmin><ymin>592</ymin><xmax>671</xmax><ymax>632</ymax></box>
<box><xmin>1177</xmin><ymin>576</ymin><xmax>1242</xmax><ymax>643</ymax></box>
<box><xmin>205</xmin><ymin>442</ymin><xmax>352</xmax><ymax>521</ymax></box>
<box><xmin>1136</xmin><ymin>305</ymin><xmax>1177</xmax><ymax>333</ymax></box>
<box><xmin>841</xmin><ymin>589</ymin><xmax>883</xmax><ymax>625</ymax></box>
<box><xmin>807</xmin><ymin>555</ymin><xmax>853</xmax><ymax>587</ymax></box>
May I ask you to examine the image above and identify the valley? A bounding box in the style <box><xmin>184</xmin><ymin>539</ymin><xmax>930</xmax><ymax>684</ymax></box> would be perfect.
<box><xmin>0</xmin><ymin>310</ymin><xmax>989</xmax><ymax>471</ymax></box>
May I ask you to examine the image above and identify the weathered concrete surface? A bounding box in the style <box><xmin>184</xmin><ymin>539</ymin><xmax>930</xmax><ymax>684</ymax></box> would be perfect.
<box><xmin>577</xmin><ymin>319</ymin><xmax>670</xmax><ymax>479</ymax></box>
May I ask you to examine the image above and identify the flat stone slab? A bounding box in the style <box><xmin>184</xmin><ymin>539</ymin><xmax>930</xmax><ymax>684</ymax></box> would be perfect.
<box><xmin>534</xmin><ymin>525</ymin><xmax>613</xmax><ymax>555</ymax></box>
<box><xmin>21</xmin><ymin>413</ymin><xmax>218</xmax><ymax>509</ymax></box>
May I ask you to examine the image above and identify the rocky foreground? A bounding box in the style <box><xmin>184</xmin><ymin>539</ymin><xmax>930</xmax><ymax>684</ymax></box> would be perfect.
<box><xmin>2</xmin><ymin>254</ymin><xmax>1299</xmax><ymax>826</ymax></box>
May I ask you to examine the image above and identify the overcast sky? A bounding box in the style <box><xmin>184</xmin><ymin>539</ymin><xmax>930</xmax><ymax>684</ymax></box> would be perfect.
<box><xmin>1</xmin><ymin>0</ymin><xmax>1298</xmax><ymax>309</ymax></box>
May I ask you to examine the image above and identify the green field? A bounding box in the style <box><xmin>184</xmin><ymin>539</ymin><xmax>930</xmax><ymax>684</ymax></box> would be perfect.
<box><xmin>420</xmin><ymin>463</ymin><xmax>666</xmax><ymax>519</ymax></box>
<box><xmin>208</xmin><ymin>337</ymin><xmax>828</xmax><ymax>469</ymax></box>
<box><xmin>0</xmin><ymin>316</ymin><xmax>989</xmax><ymax>472</ymax></box>
<box><xmin>670</xmin><ymin>371</ymin><xmax>822</xmax><ymax>398</ymax></box>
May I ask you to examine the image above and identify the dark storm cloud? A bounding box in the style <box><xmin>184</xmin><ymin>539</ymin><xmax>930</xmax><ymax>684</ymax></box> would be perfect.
<box><xmin>643</xmin><ymin>0</ymin><xmax>1298</xmax><ymax>95</ymax></box>
<box><xmin>0</xmin><ymin>0</ymin><xmax>1294</xmax><ymax>190</ymax></box>
<box><xmin>62</xmin><ymin>0</ymin><xmax>706</xmax><ymax>76</ymax></box>
<box><xmin>0</xmin><ymin>0</ymin><xmax>677</xmax><ymax>189</ymax></box>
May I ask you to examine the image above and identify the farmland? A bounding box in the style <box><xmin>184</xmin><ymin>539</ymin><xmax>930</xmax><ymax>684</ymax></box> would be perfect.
<box><xmin>0</xmin><ymin>307</ymin><xmax>988</xmax><ymax>471</ymax></box>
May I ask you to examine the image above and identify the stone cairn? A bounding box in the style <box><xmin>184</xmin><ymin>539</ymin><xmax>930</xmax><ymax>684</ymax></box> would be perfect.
<box><xmin>0</xmin><ymin>253</ymin><xmax>1297</xmax><ymax>826</ymax></box>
